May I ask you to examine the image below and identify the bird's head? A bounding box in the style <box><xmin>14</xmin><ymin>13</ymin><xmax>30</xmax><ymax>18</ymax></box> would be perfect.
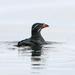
<box><xmin>32</xmin><ymin>23</ymin><xmax>49</xmax><ymax>33</ymax></box>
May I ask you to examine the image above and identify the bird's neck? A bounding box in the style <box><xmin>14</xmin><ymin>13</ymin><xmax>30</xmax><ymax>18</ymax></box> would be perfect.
<box><xmin>31</xmin><ymin>31</ymin><xmax>44</xmax><ymax>40</ymax></box>
<box><xmin>31</xmin><ymin>30</ymin><xmax>45</xmax><ymax>43</ymax></box>
<box><xmin>31</xmin><ymin>32</ymin><xmax>41</xmax><ymax>38</ymax></box>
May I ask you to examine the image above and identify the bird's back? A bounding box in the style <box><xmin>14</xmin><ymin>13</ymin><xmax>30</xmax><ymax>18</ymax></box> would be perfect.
<box><xmin>17</xmin><ymin>37</ymin><xmax>46</xmax><ymax>47</ymax></box>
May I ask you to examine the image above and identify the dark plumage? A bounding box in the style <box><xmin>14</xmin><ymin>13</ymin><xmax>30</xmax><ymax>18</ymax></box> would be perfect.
<box><xmin>17</xmin><ymin>23</ymin><xmax>49</xmax><ymax>47</ymax></box>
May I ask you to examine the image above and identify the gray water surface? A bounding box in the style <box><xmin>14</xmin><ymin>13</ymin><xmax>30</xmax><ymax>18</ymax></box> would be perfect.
<box><xmin>0</xmin><ymin>41</ymin><xmax>75</xmax><ymax>75</ymax></box>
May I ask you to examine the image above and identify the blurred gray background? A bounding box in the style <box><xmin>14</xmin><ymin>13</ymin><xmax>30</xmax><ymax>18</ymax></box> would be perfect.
<box><xmin>0</xmin><ymin>0</ymin><xmax>75</xmax><ymax>42</ymax></box>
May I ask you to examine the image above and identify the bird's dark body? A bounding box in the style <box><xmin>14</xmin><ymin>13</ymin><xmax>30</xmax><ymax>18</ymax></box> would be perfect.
<box><xmin>18</xmin><ymin>38</ymin><xmax>45</xmax><ymax>47</ymax></box>
<box><xmin>17</xmin><ymin>23</ymin><xmax>49</xmax><ymax>47</ymax></box>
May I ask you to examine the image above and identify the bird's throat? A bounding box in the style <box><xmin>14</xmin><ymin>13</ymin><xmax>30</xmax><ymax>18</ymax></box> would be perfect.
<box><xmin>31</xmin><ymin>31</ymin><xmax>45</xmax><ymax>43</ymax></box>
<box><xmin>31</xmin><ymin>32</ymin><xmax>42</xmax><ymax>38</ymax></box>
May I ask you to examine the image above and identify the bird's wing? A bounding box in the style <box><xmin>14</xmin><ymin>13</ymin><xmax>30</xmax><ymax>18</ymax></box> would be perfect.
<box><xmin>17</xmin><ymin>38</ymin><xmax>44</xmax><ymax>47</ymax></box>
<box><xmin>17</xmin><ymin>38</ymin><xmax>36</xmax><ymax>46</ymax></box>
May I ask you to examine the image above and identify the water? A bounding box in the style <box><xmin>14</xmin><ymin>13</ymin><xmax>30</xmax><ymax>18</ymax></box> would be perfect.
<box><xmin>0</xmin><ymin>0</ymin><xmax>75</xmax><ymax>75</ymax></box>
<box><xmin>0</xmin><ymin>41</ymin><xmax>75</xmax><ymax>75</ymax></box>
<box><xmin>0</xmin><ymin>22</ymin><xmax>75</xmax><ymax>75</ymax></box>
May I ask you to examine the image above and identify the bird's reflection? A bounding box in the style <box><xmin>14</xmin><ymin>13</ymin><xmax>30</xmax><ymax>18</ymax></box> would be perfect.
<box><xmin>18</xmin><ymin>45</ymin><xmax>45</xmax><ymax>74</ymax></box>
<box><xmin>31</xmin><ymin>45</ymin><xmax>42</xmax><ymax>61</ymax></box>
<box><xmin>31</xmin><ymin>45</ymin><xmax>44</xmax><ymax>74</ymax></box>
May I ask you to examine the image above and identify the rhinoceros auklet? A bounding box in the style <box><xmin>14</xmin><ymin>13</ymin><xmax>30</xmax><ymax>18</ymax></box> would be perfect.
<box><xmin>17</xmin><ymin>23</ymin><xmax>49</xmax><ymax>47</ymax></box>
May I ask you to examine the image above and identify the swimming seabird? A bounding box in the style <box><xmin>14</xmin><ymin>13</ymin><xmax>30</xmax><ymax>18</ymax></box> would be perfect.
<box><xmin>17</xmin><ymin>23</ymin><xmax>49</xmax><ymax>47</ymax></box>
